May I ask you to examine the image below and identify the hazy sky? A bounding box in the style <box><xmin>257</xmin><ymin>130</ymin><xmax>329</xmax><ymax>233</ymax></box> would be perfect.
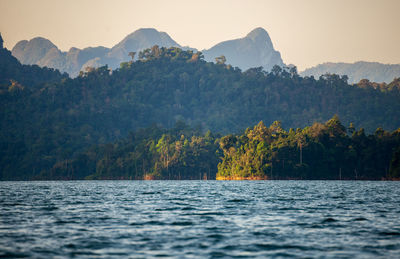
<box><xmin>0</xmin><ymin>0</ymin><xmax>399</xmax><ymax>70</ymax></box>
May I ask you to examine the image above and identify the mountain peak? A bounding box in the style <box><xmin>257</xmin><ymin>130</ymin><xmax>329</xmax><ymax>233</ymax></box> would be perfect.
<box><xmin>246</xmin><ymin>27</ymin><xmax>268</xmax><ymax>37</ymax></box>
<box><xmin>246</xmin><ymin>27</ymin><xmax>273</xmax><ymax>47</ymax></box>
<box><xmin>12</xmin><ymin>37</ymin><xmax>59</xmax><ymax>65</ymax></box>
<box><xmin>203</xmin><ymin>27</ymin><xmax>283</xmax><ymax>71</ymax></box>
<box><xmin>108</xmin><ymin>28</ymin><xmax>180</xmax><ymax>62</ymax></box>
<box><xmin>131</xmin><ymin>28</ymin><xmax>162</xmax><ymax>36</ymax></box>
<box><xmin>118</xmin><ymin>28</ymin><xmax>178</xmax><ymax>46</ymax></box>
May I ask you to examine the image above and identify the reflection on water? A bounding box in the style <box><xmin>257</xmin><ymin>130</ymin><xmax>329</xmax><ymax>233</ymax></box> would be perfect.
<box><xmin>0</xmin><ymin>181</ymin><xmax>399</xmax><ymax>258</ymax></box>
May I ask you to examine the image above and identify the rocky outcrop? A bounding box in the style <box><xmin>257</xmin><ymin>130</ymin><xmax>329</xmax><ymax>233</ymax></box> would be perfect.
<box><xmin>202</xmin><ymin>27</ymin><xmax>284</xmax><ymax>71</ymax></box>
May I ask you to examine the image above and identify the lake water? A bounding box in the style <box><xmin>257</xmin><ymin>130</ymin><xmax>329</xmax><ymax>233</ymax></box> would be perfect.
<box><xmin>0</xmin><ymin>181</ymin><xmax>399</xmax><ymax>258</ymax></box>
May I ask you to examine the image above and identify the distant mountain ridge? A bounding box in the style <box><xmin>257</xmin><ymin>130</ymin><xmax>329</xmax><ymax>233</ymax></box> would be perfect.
<box><xmin>301</xmin><ymin>61</ymin><xmax>400</xmax><ymax>84</ymax></box>
<box><xmin>10</xmin><ymin>28</ymin><xmax>284</xmax><ymax>76</ymax></box>
<box><xmin>11</xmin><ymin>28</ymin><xmax>181</xmax><ymax>77</ymax></box>
<box><xmin>12</xmin><ymin>28</ymin><xmax>399</xmax><ymax>82</ymax></box>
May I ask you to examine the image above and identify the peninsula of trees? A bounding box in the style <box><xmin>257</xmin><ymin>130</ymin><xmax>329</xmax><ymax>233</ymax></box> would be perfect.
<box><xmin>44</xmin><ymin>117</ymin><xmax>400</xmax><ymax>180</ymax></box>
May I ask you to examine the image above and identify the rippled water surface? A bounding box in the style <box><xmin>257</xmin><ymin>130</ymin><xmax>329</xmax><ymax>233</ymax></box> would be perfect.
<box><xmin>1</xmin><ymin>181</ymin><xmax>400</xmax><ymax>258</ymax></box>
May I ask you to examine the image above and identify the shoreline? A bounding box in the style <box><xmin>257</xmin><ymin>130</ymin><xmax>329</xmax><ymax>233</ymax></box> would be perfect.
<box><xmin>216</xmin><ymin>176</ymin><xmax>267</xmax><ymax>180</ymax></box>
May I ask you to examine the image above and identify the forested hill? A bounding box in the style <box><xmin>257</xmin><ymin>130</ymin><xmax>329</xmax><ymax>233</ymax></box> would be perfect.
<box><xmin>1</xmin><ymin>45</ymin><xmax>400</xmax><ymax>179</ymax></box>
<box><xmin>0</xmin><ymin>47</ymin><xmax>67</xmax><ymax>87</ymax></box>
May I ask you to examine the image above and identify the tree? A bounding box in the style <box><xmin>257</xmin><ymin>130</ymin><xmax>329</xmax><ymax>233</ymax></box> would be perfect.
<box><xmin>215</xmin><ymin>55</ymin><xmax>226</xmax><ymax>65</ymax></box>
<box><xmin>0</xmin><ymin>32</ymin><xmax>3</xmax><ymax>49</ymax></box>
<box><xmin>219</xmin><ymin>135</ymin><xmax>236</xmax><ymax>153</ymax></box>
<box><xmin>151</xmin><ymin>45</ymin><xmax>161</xmax><ymax>58</ymax></box>
<box><xmin>128</xmin><ymin>52</ymin><xmax>136</xmax><ymax>61</ymax></box>
<box><xmin>271</xmin><ymin>65</ymin><xmax>282</xmax><ymax>76</ymax></box>
<box><xmin>189</xmin><ymin>51</ymin><xmax>204</xmax><ymax>62</ymax></box>
<box><xmin>326</xmin><ymin>115</ymin><xmax>346</xmax><ymax>137</ymax></box>
<box><xmin>348</xmin><ymin>122</ymin><xmax>355</xmax><ymax>135</ymax></box>
<box><xmin>389</xmin><ymin>148</ymin><xmax>400</xmax><ymax>179</ymax></box>
<box><xmin>138</xmin><ymin>49</ymin><xmax>151</xmax><ymax>60</ymax></box>
<box><xmin>289</xmin><ymin>66</ymin><xmax>298</xmax><ymax>78</ymax></box>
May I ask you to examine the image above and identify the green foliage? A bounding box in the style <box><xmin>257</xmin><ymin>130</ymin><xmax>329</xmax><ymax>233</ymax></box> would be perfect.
<box><xmin>218</xmin><ymin>121</ymin><xmax>271</xmax><ymax>179</ymax></box>
<box><xmin>45</xmin><ymin>123</ymin><xmax>221</xmax><ymax>180</ymax></box>
<box><xmin>217</xmin><ymin>116</ymin><xmax>400</xmax><ymax>180</ymax></box>
<box><xmin>0</xmin><ymin>47</ymin><xmax>67</xmax><ymax>87</ymax></box>
<box><xmin>215</xmin><ymin>55</ymin><xmax>226</xmax><ymax>65</ymax></box>
<box><xmin>389</xmin><ymin>147</ymin><xmax>400</xmax><ymax>179</ymax></box>
<box><xmin>48</xmin><ymin>116</ymin><xmax>400</xmax><ymax>181</ymax></box>
<box><xmin>1</xmin><ymin>46</ymin><xmax>400</xmax><ymax>179</ymax></box>
<box><xmin>0</xmin><ymin>33</ymin><xmax>3</xmax><ymax>49</ymax></box>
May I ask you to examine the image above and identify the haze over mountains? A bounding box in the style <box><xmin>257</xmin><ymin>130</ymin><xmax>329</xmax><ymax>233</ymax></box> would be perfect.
<box><xmin>9</xmin><ymin>27</ymin><xmax>400</xmax><ymax>82</ymax></box>
<box><xmin>11</xmin><ymin>28</ymin><xmax>182</xmax><ymax>77</ymax></box>
<box><xmin>301</xmin><ymin>62</ymin><xmax>400</xmax><ymax>84</ymax></box>
<box><xmin>11</xmin><ymin>28</ymin><xmax>284</xmax><ymax>77</ymax></box>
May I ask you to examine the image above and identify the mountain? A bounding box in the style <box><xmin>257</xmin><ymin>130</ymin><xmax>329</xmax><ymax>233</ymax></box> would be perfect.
<box><xmin>10</xmin><ymin>27</ymin><xmax>400</xmax><ymax>82</ymax></box>
<box><xmin>202</xmin><ymin>27</ymin><xmax>284</xmax><ymax>71</ymax></box>
<box><xmin>301</xmin><ymin>61</ymin><xmax>400</xmax><ymax>84</ymax></box>
<box><xmin>11</xmin><ymin>28</ymin><xmax>181</xmax><ymax>77</ymax></box>
<box><xmin>11</xmin><ymin>37</ymin><xmax>58</xmax><ymax>65</ymax></box>
<box><xmin>11</xmin><ymin>27</ymin><xmax>285</xmax><ymax>76</ymax></box>
<box><xmin>11</xmin><ymin>37</ymin><xmax>111</xmax><ymax>77</ymax></box>
<box><xmin>64</xmin><ymin>46</ymin><xmax>111</xmax><ymax>75</ymax></box>
<box><xmin>80</xmin><ymin>28</ymin><xmax>182</xmax><ymax>71</ymax></box>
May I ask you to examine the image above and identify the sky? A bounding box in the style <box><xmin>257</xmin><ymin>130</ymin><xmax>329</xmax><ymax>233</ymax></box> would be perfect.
<box><xmin>0</xmin><ymin>0</ymin><xmax>399</xmax><ymax>71</ymax></box>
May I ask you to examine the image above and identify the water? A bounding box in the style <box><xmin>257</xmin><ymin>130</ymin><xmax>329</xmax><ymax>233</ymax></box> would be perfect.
<box><xmin>0</xmin><ymin>181</ymin><xmax>399</xmax><ymax>258</ymax></box>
